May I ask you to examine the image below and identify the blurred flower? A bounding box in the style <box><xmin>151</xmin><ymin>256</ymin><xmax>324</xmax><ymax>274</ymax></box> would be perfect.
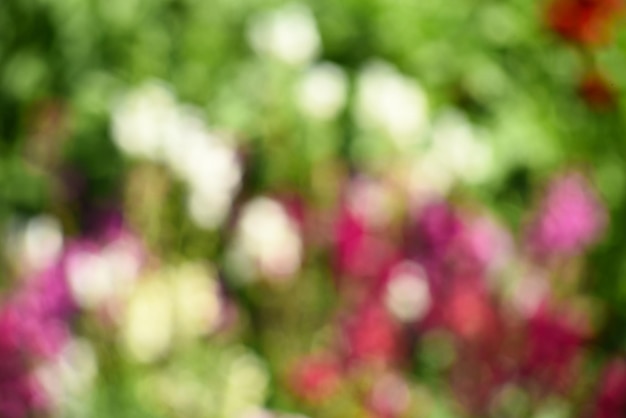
<box><xmin>578</xmin><ymin>70</ymin><xmax>617</xmax><ymax>110</ymax></box>
<box><xmin>66</xmin><ymin>239</ymin><xmax>141</xmax><ymax>312</ymax></box>
<box><xmin>184</xmin><ymin>138</ymin><xmax>242</xmax><ymax>230</ymax></box>
<box><xmin>289</xmin><ymin>355</ymin><xmax>341</xmax><ymax>403</ymax></box>
<box><xmin>229</xmin><ymin>197</ymin><xmax>302</xmax><ymax>283</ymax></box>
<box><xmin>367</xmin><ymin>373</ymin><xmax>411</xmax><ymax>418</ymax></box>
<box><xmin>341</xmin><ymin>302</ymin><xmax>402</xmax><ymax>367</ymax></box>
<box><xmin>384</xmin><ymin>261</ymin><xmax>431</xmax><ymax>323</ymax></box>
<box><xmin>9</xmin><ymin>266</ymin><xmax>74</xmax><ymax>358</ymax></box>
<box><xmin>409</xmin><ymin>154</ymin><xmax>456</xmax><ymax>201</ymax></box>
<box><xmin>5</xmin><ymin>215</ymin><xmax>63</xmax><ymax>274</ymax></box>
<box><xmin>546</xmin><ymin>0</ymin><xmax>623</xmax><ymax>46</ymax></box>
<box><xmin>456</xmin><ymin>215</ymin><xmax>513</xmax><ymax>278</ymax></box>
<box><xmin>121</xmin><ymin>262</ymin><xmax>223</xmax><ymax>363</ymax></box>
<box><xmin>431</xmin><ymin>111</ymin><xmax>494</xmax><ymax>184</ymax></box>
<box><xmin>65</xmin><ymin>225</ymin><xmax>144</xmax><ymax>314</ymax></box>
<box><xmin>111</xmin><ymin>82</ymin><xmax>178</xmax><ymax>160</ymax></box>
<box><xmin>334</xmin><ymin>176</ymin><xmax>399</xmax><ymax>288</ymax></box>
<box><xmin>221</xmin><ymin>350</ymin><xmax>270</xmax><ymax>418</ymax></box>
<box><xmin>355</xmin><ymin>61</ymin><xmax>429</xmax><ymax>147</ymax></box>
<box><xmin>247</xmin><ymin>3</ymin><xmax>321</xmax><ymax>67</ymax></box>
<box><xmin>35</xmin><ymin>337</ymin><xmax>97</xmax><ymax>413</ymax></box>
<box><xmin>346</xmin><ymin>176</ymin><xmax>397</xmax><ymax>230</ymax></box>
<box><xmin>527</xmin><ymin>172</ymin><xmax>606</xmax><ymax>257</ymax></box>
<box><xmin>169</xmin><ymin>263</ymin><xmax>223</xmax><ymax>339</ymax></box>
<box><xmin>406</xmin><ymin>201</ymin><xmax>463</xmax><ymax>270</ymax></box>
<box><xmin>111</xmin><ymin>82</ymin><xmax>242</xmax><ymax>230</ymax></box>
<box><xmin>404</xmin><ymin>201</ymin><xmax>465</xmax><ymax>307</ymax></box>
<box><xmin>296</xmin><ymin>62</ymin><xmax>348</xmax><ymax>120</ymax></box>
<box><xmin>410</xmin><ymin>111</ymin><xmax>493</xmax><ymax>201</ymax></box>
<box><xmin>121</xmin><ymin>279</ymin><xmax>173</xmax><ymax>363</ymax></box>
<box><xmin>510</xmin><ymin>270</ymin><xmax>550</xmax><ymax>317</ymax></box>
<box><xmin>443</xmin><ymin>282</ymin><xmax>498</xmax><ymax>342</ymax></box>
<box><xmin>522</xmin><ymin>304</ymin><xmax>589</xmax><ymax>392</ymax></box>
<box><xmin>590</xmin><ymin>360</ymin><xmax>626</xmax><ymax>418</ymax></box>
<box><xmin>0</xmin><ymin>310</ymin><xmax>47</xmax><ymax>418</ymax></box>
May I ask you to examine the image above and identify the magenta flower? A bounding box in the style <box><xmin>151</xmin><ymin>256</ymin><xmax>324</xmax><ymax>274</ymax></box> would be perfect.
<box><xmin>591</xmin><ymin>360</ymin><xmax>626</xmax><ymax>418</ymax></box>
<box><xmin>408</xmin><ymin>201</ymin><xmax>463</xmax><ymax>260</ymax></box>
<box><xmin>528</xmin><ymin>172</ymin><xmax>606</xmax><ymax>257</ymax></box>
<box><xmin>8</xmin><ymin>261</ymin><xmax>73</xmax><ymax>358</ymax></box>
<box><xmin>0</xmin><ymin>311</ymin><xmax>47</xmax><ymax>418</ymax></box>
<box><xmin>405</xmin><ymin>201</ymin><xmax>465</xmax><ymax>298</ymax></box>
<box><xmin>522</xmin><ymin>304</ymin><xmax>588</xmax><ymax>392</ymax></box>
<box><xmin>334</xmin><ymin>196</ymin><xmax>397</xmax><ymax>289</ymax></box>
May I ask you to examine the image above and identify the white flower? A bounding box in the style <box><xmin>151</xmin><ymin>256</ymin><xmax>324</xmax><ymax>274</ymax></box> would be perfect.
<box><xmin>230</xmin><ymin>198</ymin><xmax>302</xmax><ymax>282</ymax></box>
<box><xmin>111</xmin><ymin>82</ymin><xmax>242</xmax><ymax>230</ymax></box>
<box><xmin>121</xmin><ymin>262</ymin><xmax>223</xmax><ymax>363</ymax></box>
<box><xmin>222</xmin><ymin>351</ymin><xmax>270</xmax><ymax>418</ymax></box>
<box><xmin>11</xmin><ymin>215</ymin><xmax>63</xmax><ymax>273</ymax></box>
<box><xmin>66</xmin><ymin>238</ymin><xmax>141</xmax><ymax>310</ymax></box>
<box><xmin>409</xmin><ymin>151</ymin><xmax>456</xmax><ymax>200</ymax></box>
<box><xmin>111</xmin><ymin>82</ymin><xmax>179</xmax><ymax>160</ymax></box>
<box><xmin>67</xmin><ymin>250</ymin><xmax>115</xmax><ymax>310</ymax></box>
<box><xmin>182</xmin><ymin>132</ymin><xmax>242</xmax><ymax>229</ymax></box>
<box><xmin>385</xmin><ymin>261</ymin><xmax>431</xmax><ymax>322</ymax></box>
<box><xmin>122</xmin><ymin>279</ymin><xmax>174</xmax><ymax>363</ymax></box>
<box><xmin>296</xmin><ymin>62</ymin><xmax>348</xmax><ymax>120</ymax></box>
<box><xmin>173</xmin><ymin>125</ymin><xmax>241</xmax><ymax>230</ymax></box>
<box><xmin>158</xmin><ymin>107</ymin><xmax>212</xmax><ymax>175</ymax></box>
<box><xmin>355</xmin><ymin>61</ymin><xmax>429</xmax><ymax>147</ymax></box>
<box><xmin>409</xmin><ymin>110</ymin><xmax>494</xmax><ymax>201</ymax></box>
<box><xmin>429</xmin><ymin>110</ymin><xmax>493</xmax><ymax>184</ymax></box>
<box><xmin>169</xmin><ymin>263</ymin><xmax>222</xmax><ymax>338</ymax></box>
<box><xmin>247</xmin><ymin>3</ymin><xmax>320</xmax><ymax>67</ymax></box>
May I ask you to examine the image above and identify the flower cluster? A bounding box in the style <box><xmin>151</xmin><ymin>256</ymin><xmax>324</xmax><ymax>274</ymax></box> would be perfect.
<box><xmin>285</xmin><ymin>171</ymin><xmax>609</xmax><ymax>417</ymax></box>
<box><xmin>1</xmin><ymin>1</ymin><xmax>624</xmax><ymax>417</ymax></box>
<box><xmin>546</xmin><ymin>0</ymin><xmax>623</xmax><ymax>108</ymax></box>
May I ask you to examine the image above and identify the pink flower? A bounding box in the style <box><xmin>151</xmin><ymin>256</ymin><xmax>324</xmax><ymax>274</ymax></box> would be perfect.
<box><xmin>340</xmin><ymin>302</ymin><xmax>402</xmax><ymax>367</ymax></box>
<box><xmin>334</xmin><ymin>195</ymin><xmax>397</xmax><ymax>290</ymax></box>
<box><xmin>366</xmin><ymin>374</ymin><xmax>411</xmax><ymax>418</ymax></box>
<box><xmin>528</xmin><ymin>172</ymin><xmax>606</xmax><ymax>257</ymax></box>
<box><xmin>289</xmin><ymin>355</ymin><xmax>341</xmax><ymax>403</ymax></box>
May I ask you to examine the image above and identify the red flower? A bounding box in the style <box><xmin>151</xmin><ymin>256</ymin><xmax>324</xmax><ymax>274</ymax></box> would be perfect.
<box><xmin>546</xmin><ymin>0</ymin><xmax>624</xmax><ymax>46</ymax></box>
<box><xmin>578</xmin><ymin>70</ymin><xmax>617</xmax><ymax>109</ymax></box>
<box><xmin>289</xmin><ymin>355</ymin><xmax>341</xmax><ymax>403</ymax></box>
